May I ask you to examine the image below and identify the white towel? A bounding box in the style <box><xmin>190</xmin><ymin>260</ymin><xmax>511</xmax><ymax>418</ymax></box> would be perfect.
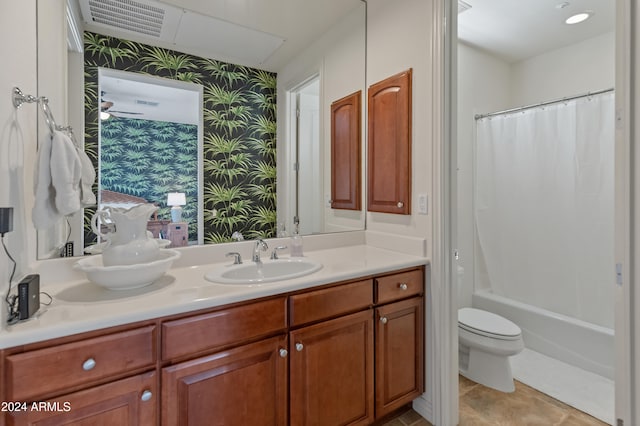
<box><xmin>75</xmin><ymin>137</ymin><xmax>96</xmax><ymax>207</ymax></box>
<box><xmin>32</xmin><ymin>132</ymin><xmax>60</xmax><ymax>229</ymax></box>
<box><xmin>50</xmin><ymin>130</ymin><xmax>82</xmax><ymax>216</ymax></box>
<box><xmin>32</xmin><ymin>130</ymin><xmax>88</xmax><ymax>230</ymax></box>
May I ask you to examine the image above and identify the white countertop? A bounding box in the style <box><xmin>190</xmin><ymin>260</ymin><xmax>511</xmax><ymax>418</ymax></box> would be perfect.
<box><xmin>0</xmin><ymin>243</ymin><xmax>428</xmax><ymax>349</ymax></box>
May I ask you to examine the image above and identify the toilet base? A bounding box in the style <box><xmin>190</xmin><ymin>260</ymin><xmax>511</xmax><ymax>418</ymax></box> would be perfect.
<box><xmin>460</xmin><ymin>346</ymin><xmax>516</xmax><ymax>393</ymax></box>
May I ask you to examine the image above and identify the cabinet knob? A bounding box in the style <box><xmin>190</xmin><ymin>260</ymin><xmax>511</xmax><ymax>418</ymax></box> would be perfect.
<box><xmin>82</xmin><ymin>358</ymin><xmax>96</xmax><ymax>371</ymax></box>
<box><xmin>295</xmin><ymin>342</ymin><xmax>304</xmax><ymax>352</ymax></box>
<box><xmin>399</xmin><ymin>283</ymin><xmax>408</xmax><ymax>290</ymax></box>
<box><xmin>380</xmin><ymin>316</ymin><xmax>388</xmax><ymax>325</ymax></box>
<box><xmin>397</xmin><ymin>201</ymin><xmax>404</xmax><ymax>208</ymax></box>
<box><xmin>279</xmin><ymin>348</ymin><xmax>288</xmax><ymax>358</ymax></box>
<box><xmin>141</xmin><ymin>390</ymin><xmax>153</xmax><ymax>402</ymax></box>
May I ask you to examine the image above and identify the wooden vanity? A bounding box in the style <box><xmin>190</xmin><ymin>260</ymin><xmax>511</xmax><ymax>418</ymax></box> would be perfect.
<box><xmin>0</xmin><ymin>265</ymin><xmax>425</xmax><ymax>426</ymax></box>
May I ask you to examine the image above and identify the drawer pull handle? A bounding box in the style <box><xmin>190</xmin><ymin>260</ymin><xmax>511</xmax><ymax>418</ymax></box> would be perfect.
<box><xmin>397</xmin><ymin>201</ymin><xmax>404</xmax><ymax>208</ymax></box>
<box><xmin>380</xmin><ymin>316</ymin><xmax>388</xmax><ymax>324</ymax></box>
<box><xmin>295</xmin><ymin>343</ymin><xmax>304</xmax><ymax>352</ymax></box>
<box><xmin>399</xmin><ymin>283</ymin><xmax>408</xmax><ymax>290</ymax></box>
<box><xmin>141</xmin><ymin>390</ymin><xmax>153</xmax><ymax>402</ymax></box>
<box><xmin>279</xmin><ymin>348</ymin><xmax>288</xmax><ymax>358</ymax></box>
<box><xmin>82</xmin><ymin>358</ymin><xmax>96</xmax><ymax>371</ymax></box>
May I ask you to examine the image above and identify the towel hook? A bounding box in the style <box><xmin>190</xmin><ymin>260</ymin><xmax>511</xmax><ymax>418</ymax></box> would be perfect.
<box><xmin>12</xmin><ymin>86</ymin><xmax>73</xmax><ymax>135</ymax></box>
<box><xmin>12</xmin><ymin>87</ymin><xmax>38</xmax><ymax>109</ymax></box>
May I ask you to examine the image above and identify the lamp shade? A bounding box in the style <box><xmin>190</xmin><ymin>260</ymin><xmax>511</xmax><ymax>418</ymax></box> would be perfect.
<box><xmin>167</xmin><ymin>192</ymin><xmax>186</xmax><ymax>206</ymax></box>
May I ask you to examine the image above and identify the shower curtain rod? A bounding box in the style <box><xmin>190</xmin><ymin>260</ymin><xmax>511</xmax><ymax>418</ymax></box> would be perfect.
<box><xmin>474</xmin><ymin>87</ymin><xmax>614</xmax><ymax>120</ymax></box>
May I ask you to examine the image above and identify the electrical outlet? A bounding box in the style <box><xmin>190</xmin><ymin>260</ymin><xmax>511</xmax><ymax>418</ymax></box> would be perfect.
<box><xmin>0</xmin><ymin>207</ymin><xmax>13</xmax><ymax>235</ymax></box>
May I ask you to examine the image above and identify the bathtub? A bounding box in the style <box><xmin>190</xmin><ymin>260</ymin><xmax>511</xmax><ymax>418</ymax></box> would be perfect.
<box><xmin>472</xmin><ymin>289</ymin><xmax>614</xmax><ymax>380</ymax></box>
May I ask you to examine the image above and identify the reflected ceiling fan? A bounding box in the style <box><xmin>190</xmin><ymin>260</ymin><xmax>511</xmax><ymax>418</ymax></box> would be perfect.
<box><xmin>100</xmin><ymin>91</ymin><xmax>144</xmax><ymax>120</ymax></box>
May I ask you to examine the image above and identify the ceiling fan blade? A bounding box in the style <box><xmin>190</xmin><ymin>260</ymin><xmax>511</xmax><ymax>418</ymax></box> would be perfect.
<box><xmin>109</xmin><ymin>110</ymin><xmax>144</xmax><ymax>115</ymax></box>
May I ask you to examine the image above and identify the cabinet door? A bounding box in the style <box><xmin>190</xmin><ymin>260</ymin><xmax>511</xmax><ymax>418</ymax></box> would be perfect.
<box><xmin>290</xmin><ymin>310</ymin><xmax>374</xmax><ymax>426</ymax></box>
<box><xmin>8</xmin><ymin>371</ymin><xmax>157</xmax><ymax>426</ymax></box>
<box><xmin>162</xmin><ymin>335</ymin><xmax>288</xmax><ymax>426</ymax></box>
<box><xmin>375</xmin><ymin>297</ymin><xmax>424</xmax><ymax>418</ymax></box>
<box><xmin>367</xmin><ymin>69</ymin><xmax>412</xmax><ymax>215</ymax></box>
<box><xmin>331</xmin><ymin>90</ymin><xmax>361</xmax><ymax>210</ymax></box>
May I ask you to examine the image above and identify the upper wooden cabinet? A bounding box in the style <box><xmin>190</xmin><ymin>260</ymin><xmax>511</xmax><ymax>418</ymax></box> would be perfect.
<box><xmin>367</xmin><ymin>69</ymin><xmax>412</xmax><ymax>215</ymax></box>
<box><xmin>331</xmin><ymin>91</ymin><xmax>362</xmax><ymax>210</ymax></box>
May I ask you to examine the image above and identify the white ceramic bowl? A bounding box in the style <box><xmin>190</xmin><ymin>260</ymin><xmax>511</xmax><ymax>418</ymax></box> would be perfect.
<box><xmin>74</xmin><ymin>249</ymin><xmax>181</xmax><ymax>290</ymax></box>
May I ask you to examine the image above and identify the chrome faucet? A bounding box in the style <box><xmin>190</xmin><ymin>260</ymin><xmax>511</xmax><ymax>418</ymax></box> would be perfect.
<box><xmin>252</xmin><ymin>239</ymin><xmax>268</xmax><ymax>263</ymax></box>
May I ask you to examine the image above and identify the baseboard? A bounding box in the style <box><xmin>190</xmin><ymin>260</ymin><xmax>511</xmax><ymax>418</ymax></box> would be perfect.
<box><xmin>412</xmin><ymin>395</ymin><xmax>434</xmax><ymax>424</ymax></box>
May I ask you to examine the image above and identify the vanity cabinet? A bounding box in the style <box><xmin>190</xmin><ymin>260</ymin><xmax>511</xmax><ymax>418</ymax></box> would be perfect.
<box><xmin>7</xmin><ymin>372</ymin><xmax>157</xmax><ymax>425</ymax></box>
<box><xmin>1</xmin><ymin>324</ymin><xmax>158</xmax><ymax>426</ymax></box>
<box><xmin>162</xmin><ymin>335</ymin><xmax>288</xmax><ymax>426</ymax></box>
<box><xmin>374</xmin><ymin>269</ymin><xmax>425</xmax><ymax>417</ymax></box>
<box><xmin>289</xmin><ymin>280</ymin><xmax>375</xmax><ymax>425</ymax></box>
<box><xmin>160</xmin><ymin>296</ymin><xmax>288</xmax><ymax>425</ymax></box>
<box><xmin>0</xmin><ymin>266</ymin><xmax>425</xmax><ymax>426</ymax></box>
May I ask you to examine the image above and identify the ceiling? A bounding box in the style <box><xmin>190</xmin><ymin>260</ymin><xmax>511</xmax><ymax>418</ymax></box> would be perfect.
<box><xmin>458</xmin><ymin>0</ymin><xmax>615</xmax><ymax>63</ymax></box>
<box><xmin>74</xmin><ymin>0</ymin><xmax>363</xmax><ymax>72</ymax></box>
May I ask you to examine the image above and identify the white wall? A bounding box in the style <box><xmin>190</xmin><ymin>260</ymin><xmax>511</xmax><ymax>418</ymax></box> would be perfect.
<box><xmin>456</xmin><ymin>42</ymin><xmax>511</xmax><ymax>308</ymax></box>
<box><xmin>0</xmin><ymin>0</ymin><xmax>38</xmax><ymax>331</ymax></box>
<box><xmin>511</xmin><ymin>32</ymin><xmax>615</xmax><ymax>106</ymax></box>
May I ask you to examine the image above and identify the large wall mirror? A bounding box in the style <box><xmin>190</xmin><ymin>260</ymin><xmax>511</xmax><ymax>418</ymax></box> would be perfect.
<box><xmin>36</xmin><ymin>0</ymin><xmax>366</xmax><ymax>259</ymax></box>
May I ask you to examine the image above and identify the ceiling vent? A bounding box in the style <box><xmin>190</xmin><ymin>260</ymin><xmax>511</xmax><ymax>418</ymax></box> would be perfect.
<box><xmin>79</xmin><ymin>0</ymin><xmax>182</xmax><ymax>41</ymax></box>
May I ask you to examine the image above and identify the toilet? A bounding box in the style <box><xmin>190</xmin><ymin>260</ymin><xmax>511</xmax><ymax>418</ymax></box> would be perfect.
<box><xmin>458</xmin><ymin>307</ymin><xmax>524</xmax><ymax>392</ymax></box>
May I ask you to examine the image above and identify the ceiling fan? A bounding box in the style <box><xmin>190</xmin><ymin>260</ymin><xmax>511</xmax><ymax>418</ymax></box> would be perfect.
<box><xmin>100</xmin><ymin>91</ymin><xmax>144</xmax><ymax>119</ymax></box>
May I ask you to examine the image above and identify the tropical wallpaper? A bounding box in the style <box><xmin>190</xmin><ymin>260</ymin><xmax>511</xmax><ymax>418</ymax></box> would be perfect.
<box><xmin>101</xmin><ymin>118</ymin><xmax>199</xmax><ymax>241</ymax></box>
<box><xmin>83</xmin><ymin>32</ymin><xmax>277</xmax><ymax>247</ymax></box>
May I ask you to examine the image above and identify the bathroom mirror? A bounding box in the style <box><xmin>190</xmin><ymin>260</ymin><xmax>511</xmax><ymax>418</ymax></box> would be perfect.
<box><xmin>35</xmin><ymin>0</ymin><xmax>366</xmax><ymax>259</ymax></box>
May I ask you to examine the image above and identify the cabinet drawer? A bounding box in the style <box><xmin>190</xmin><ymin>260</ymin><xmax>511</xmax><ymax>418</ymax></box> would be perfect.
<box><xmin>6</xmin><ymin>326</ymin><xmax>156</xmax><ymax>401</ymax></box>
<box><xmin>162</xmin><ymin>296</ymin><xmax>287</xmax><ymax>361</ymax></box>
<box><xmin>375</xmin><ymin>269</ymin><xmax>423</xmax><ymax>304</ymax></box>
<box><xmin>289</xmin><ymin>279</ymin><xmax>373</xmax><ymax>327</ymax></box>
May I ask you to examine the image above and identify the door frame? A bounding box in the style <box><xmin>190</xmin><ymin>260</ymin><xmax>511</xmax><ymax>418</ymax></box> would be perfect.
<box><xmin>436</xmin><ymin>0</ymin><xmax>636</xmax><ymax>424</ymax></box>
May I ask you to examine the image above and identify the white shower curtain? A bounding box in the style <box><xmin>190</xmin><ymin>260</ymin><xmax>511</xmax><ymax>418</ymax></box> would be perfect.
<box><xmin>475</xmin><ymin>92</ymin><xmax>614</xmax><ymax>329</ymax></box>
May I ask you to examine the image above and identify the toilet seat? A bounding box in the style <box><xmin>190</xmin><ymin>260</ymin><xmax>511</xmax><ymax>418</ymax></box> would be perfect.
<box><xmin>458</xmin><ymin>308</ymin><xmax>521</xmax><ymax>341</ymax></box>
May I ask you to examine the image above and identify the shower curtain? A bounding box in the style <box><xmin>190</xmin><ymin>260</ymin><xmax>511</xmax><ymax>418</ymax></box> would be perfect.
<box><xmin>474</xmin><ymin>91</ymin><xmax>614</xmax><ymax>329</ymax></box>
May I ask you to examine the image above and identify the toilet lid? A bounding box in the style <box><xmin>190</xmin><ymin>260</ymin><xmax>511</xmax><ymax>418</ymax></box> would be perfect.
<box><xmin>458</xmin><ymin>308</ymin><xmax>521</xmax><ymax>338</ymax></box>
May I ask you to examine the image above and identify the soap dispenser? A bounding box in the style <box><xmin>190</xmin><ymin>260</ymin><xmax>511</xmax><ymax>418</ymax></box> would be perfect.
<box><xmin>290</xmin><ymin>223</ymin><xmax>303</xmax><ymax>257</ymax></box>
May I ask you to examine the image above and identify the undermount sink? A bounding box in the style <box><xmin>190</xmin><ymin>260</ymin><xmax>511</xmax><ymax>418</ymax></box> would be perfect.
<box><xmin>205</xmin><ymin>258</ymin><xmax>323</xmax><ymax>284</ymax></box>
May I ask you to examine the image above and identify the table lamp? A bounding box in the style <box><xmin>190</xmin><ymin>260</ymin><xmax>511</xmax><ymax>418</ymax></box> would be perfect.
<box><xmin>167</xmin><ymin>192</ymin><xmax>186</xmax><ymax>223</ymax></box>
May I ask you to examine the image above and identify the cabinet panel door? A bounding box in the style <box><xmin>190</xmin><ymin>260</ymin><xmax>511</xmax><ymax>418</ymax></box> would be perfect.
<box><xmin>162</xmin><ymin>335</ymin><xmax>287</xmax><ymax>426</ymax></box>
<box><xmin>290</xmin><ymin>310</ymin><xmax>374</xmax><ymax>426</ymax></box>
<box><xmin>375</xmin><ymin>297</ymin><xmax>424</xmax><ymax>418</ymax></box>
<box><xmin>7</xmin><ymin>371</ymin><xmax>157</xmax><ymax>426</ymax></box>
<box><xmin>367</xmin><ymin>69</ymin><xmax>412</xmax><ymax>215</ymax></box>
<box><xmin>331</xmin><ymin>91</ymin><xmax>362</xmax><ymax>210</ymax></box>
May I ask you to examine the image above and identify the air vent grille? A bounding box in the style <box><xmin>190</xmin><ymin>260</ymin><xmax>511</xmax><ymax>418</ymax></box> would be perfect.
<box><xmin>87</xmin><ymin>0</ymin><xmax>165</xmax><ymax>37</ymax></box>
<box><xmin>136</xmin><ymin>99</ymin><xmax>159</xmax><ymax>107</ymax></box>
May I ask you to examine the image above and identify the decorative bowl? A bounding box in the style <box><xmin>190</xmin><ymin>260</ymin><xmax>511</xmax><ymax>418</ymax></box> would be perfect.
<box><xmin>74</xmin><ymin>249</ymin><xmax>181</xmax><ymax>290</ymax></box>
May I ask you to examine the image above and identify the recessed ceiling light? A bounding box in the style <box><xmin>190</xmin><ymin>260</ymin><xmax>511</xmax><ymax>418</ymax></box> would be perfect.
<box><xmin>565</xmin><ymin>11</ymin><xmax>594</xmax><ymax>24</ymax></box>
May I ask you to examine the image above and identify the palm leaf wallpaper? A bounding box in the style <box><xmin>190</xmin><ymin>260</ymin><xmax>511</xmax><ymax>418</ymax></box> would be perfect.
<box><xmin>83</xmin><ymin>32</ymin><xmax>277</xmax><ymax>247</ymax></box>
<box><xmin>101</xmin><ymin>118</ymin><xmax>199</xmax><ymax>241</ymax></box>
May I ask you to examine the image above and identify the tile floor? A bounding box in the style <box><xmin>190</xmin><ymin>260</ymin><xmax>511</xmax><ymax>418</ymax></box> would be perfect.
<box><xmin>382</xmin><ymin>376</ymin><xmax>608</xmax><ymax>426</ymax></box>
